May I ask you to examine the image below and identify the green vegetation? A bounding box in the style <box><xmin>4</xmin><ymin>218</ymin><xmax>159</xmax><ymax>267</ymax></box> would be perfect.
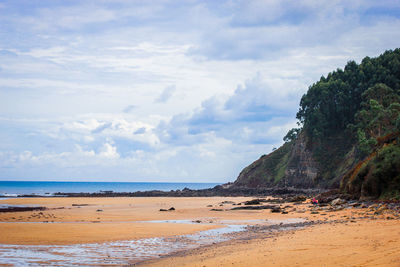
<box><xmin>234</xmin><ymin>142</ymin><xmax>292</xmax><ymax>187</ymax></box>
<box><xmin>297</xmin><ymin>49</ymin><xmax>400</xmax><ymax>142</ymax></box>
<box><xmin>236</xmin><ymin>49</ymin><xmax>400</xmax><ymax>199</ymax></box>
<box><xmin>292</xmin><ymin>49</ymin><xmax>400</xmax><ymax>198</ymax></box>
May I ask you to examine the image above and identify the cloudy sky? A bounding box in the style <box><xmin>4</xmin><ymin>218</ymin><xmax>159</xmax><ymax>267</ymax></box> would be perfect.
<box><xmin>1</xmin><ymin>0</ymin><xmax>399</xmax><ymax>182</ymax></box>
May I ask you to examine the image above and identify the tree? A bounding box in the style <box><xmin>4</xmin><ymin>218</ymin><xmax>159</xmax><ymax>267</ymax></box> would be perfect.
<box><xmin>355</xmin><ymin>83</ymin><xmax>400</xmax><ymax>155</ymax></box>
<box><xmin>283</xmin><ymin>128</ymin><xmax>301</xmax><ymax>143</ymax></box>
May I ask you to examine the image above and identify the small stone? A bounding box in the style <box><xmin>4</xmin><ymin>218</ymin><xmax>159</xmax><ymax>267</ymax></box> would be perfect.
<box><xmin>210</xmin><ymin>208</ymin><xmax>223</xmax><ymax>211</ymax></box>
<box><xmin>271</xmin><ymin>207</ymin><xmax>281</xmax><ymax>213</ymax></box>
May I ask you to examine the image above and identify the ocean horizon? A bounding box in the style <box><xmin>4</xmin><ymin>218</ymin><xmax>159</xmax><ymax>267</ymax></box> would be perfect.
<box><xmin>0</xmin><ymin>181</ymin><xmax>221</xmax><ymax>196</ymax></box>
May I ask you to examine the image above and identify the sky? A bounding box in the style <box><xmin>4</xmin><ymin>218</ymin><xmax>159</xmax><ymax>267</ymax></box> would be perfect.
<box><xmin>1</xmin><ymin>0</ymin><xmax>400</xmax><ymax>182</ymax></box>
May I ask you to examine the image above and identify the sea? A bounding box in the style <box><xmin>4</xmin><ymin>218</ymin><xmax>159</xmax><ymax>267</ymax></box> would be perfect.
<box><xmin>0</xmin><ymin>181</ymin><xmax>220</xmax><ymax>196</ymax></box>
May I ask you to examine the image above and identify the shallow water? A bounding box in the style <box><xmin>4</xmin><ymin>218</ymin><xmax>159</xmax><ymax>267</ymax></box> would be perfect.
<box><xmin>0</xmin><ymin>218</ymin><xmax>306</xmax><ymax>266</ymax></box>
<box><xmin>0</xmin><ymin>204</ymin><xmax>42</xmax><ymax>209</ymax></box>
<box><xmin>0</xmin><ymin>222</ymin><xmax>246</xmax><ymax>266</ymax></box>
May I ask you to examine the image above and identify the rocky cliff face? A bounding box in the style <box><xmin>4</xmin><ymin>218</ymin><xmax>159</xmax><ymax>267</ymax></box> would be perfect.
<box><xmin>283</xmin><ymin>133</ymin><xmax>318</xmax><ymax>187</ymax></box>
<box><xmin>234</xmin><ymin>133</ymin><xmax>319</xmax><ymax>188</ymax></box>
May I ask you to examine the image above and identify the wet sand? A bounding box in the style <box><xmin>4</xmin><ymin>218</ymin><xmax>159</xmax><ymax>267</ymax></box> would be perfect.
<box><xmin>1</xmin><ymin>197</ymin><xmax>399</xmax><ymax>266</ymax></box>
<box><xmin>0</xmin><ymin>197</ymin><xmax>253</xmax><ymax>245</ymax></box>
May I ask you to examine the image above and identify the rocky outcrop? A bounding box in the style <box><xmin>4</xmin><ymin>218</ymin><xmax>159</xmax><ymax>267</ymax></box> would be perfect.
<box><xmin>234</xmin><ymin>133</ymin><xmax>319</xmax><ymax>188</ymax></box>
<box><xmin>283</xmin><ymin>132</ymin><xmax>318</xmax><ymax>187</ymax></box>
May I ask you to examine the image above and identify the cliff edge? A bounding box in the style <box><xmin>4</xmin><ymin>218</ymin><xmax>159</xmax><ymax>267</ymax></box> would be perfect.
<box><xmin>233</xmin><ymin>49</ymin><xmax>400</xmax><ymax>200</ymax></box>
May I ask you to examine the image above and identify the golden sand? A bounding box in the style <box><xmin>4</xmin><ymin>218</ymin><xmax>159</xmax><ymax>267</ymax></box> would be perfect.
<box><xmin>1</xmin><ymin>197</ymin><xmax>399</xmax><ymax>266</ymax></box>
<box><xmin>143</xmin><ymin>219</ymin><xmax>400</xmax><ymax>267</ymax></box>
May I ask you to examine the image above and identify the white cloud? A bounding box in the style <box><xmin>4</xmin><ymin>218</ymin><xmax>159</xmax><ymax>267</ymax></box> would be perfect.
<box><xmin>99</xmin><ymin>143</ymin><xmax>119</xmax><ymax>159</ymax></box>
<box><xmin>0</xmin><ymin>0</ymin><xmax>399</xmax><ymax>181</ymax></box>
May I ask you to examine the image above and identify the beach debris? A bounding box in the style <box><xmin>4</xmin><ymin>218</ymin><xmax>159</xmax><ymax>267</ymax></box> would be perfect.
<box><xmin>159</xmin><ymin>207</ymin><xmax>175</xmax><ymax>212</ymax></box>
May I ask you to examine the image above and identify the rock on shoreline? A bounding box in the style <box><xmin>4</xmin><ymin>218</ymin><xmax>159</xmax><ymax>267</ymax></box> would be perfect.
<box><xmin>18</xmin><ymin>186</ymin><xmax>324</xmax><ymax>198</ymax></box>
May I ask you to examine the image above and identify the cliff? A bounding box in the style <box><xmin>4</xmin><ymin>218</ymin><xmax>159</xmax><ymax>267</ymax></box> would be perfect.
<box><xmin>233</xmin><ymin>49</ymin><xmax>400</xmax><ymax>199</ymax></box>
<box><xmin>234</xmin><ymin>133</ymin><xmax>318</xmax><ymax>188</ymax></box>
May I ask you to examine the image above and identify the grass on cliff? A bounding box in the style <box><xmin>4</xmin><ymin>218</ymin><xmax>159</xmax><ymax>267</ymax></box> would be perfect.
<box><xmin>347</xmin><ymin>143</ymin><xmax>400</xmax><ymax>199</ymax></box>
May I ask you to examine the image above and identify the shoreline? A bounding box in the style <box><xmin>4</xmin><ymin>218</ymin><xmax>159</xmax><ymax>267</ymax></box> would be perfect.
<box><xmin>1</xmin><ymin>195</ymin><xmax>399</xmax><ymax>265</ymax></box>
<box><xmin>138</xmin><ymin>218</ymin><xmax>400</xmax><ymax>267</ymax></box>
<box><xmin>3</xmin><ymin>186</ymin><xmax>325</xmax><ymax>198</ymax></box>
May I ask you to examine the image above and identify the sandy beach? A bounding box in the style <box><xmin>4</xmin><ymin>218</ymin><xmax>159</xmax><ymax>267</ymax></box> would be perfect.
<box><xmin>143</xmin><ymin>219</ymin><xmax>400</xmax><ymax>266</ymax></box>
<box><xmin>0</xmin><ymin>196</ymin><xmax>399</xmax><ymax>266</ymax></box>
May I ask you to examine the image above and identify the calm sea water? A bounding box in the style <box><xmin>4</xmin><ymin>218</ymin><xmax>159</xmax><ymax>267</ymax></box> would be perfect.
<box><xmin>0</xmin><ymin>181</ymin><xmax>220</xmax><ymax>196</ymax></box>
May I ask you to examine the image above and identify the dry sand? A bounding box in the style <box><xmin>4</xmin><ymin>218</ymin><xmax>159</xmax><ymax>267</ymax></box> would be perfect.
<box><xmin>143</xmin><ymin>219</ymin><xmax>400</xmax><ymax>267</ymax></box>
<box><xmin>1</xmin><ymin>197</ymin><xmax>399</xmax><ymax>266</ymax></box>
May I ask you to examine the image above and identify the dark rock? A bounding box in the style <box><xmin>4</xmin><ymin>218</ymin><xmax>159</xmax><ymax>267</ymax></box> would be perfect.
<box><xmin>271</xmin><ymin>207</ymin><xmax>282</xmax><ymax>213</ymax></box>
<box><xmin>0</xmin><ymin>206</ymin><xmax>46</xmax><ymax>213</ymax></box>
<box><xmin>168</xmin><ymin>207</ymin><xmax>175</xmax><ymax>211</ymax></box>
<box><xmin>331</xmin><ymin>198</ymin><xmax>347</xmax><ymax>206</ymax></box>
<box><xmin>231</xmin><ymin>205</ymin><xmax>278</xmax><ymax>210</ymax></box>
<box><xmin>316</xmin><ymin>190</ymin><xmax>353</xmax><ymax>204</ymax></box>
<box><xmin>96</xmin><ymin>209</ymin><xmax>103</xmax><ymax>212</ymax></box>
<box><xmin>51</xmin><ymin>186</ymin><xmax>322</xmax><ymax>198</ymax></box>
<box><xmin>287</xmin><ymin>195</ymin><xmax>307</xmax><ymax>202</ymax></box>
<box><xmin>243</xmin><ymin>199</ymin><xmax>267</xmax><ymax>205</ymax></box>
<box><xmin>220</xmin><ymin>201</ymin><xmax>235</xmax><ymax>204</ymax></box>
<box><xmin>159</xmin><ymin>209</ymin><xmax>168</xmax><ymax>211</ymax></box>
<box><xmin>210</xmin><ymin>209</ymin><xmax>223</xmax><ymax>211</ymax></box>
